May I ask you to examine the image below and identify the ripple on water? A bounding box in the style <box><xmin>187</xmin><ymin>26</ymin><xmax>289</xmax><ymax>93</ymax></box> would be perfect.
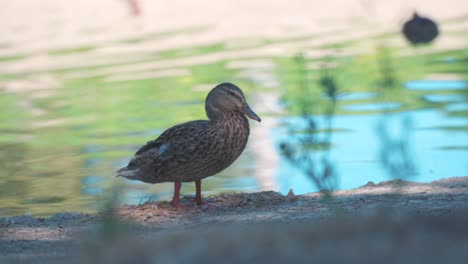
<box><xmin>341</xmin><ymin>102</ymin><xmax>402</xmax><ymax>112</ymax></box>
<box><xmin>445</xmin><ymin>102</ymin><xmax>468</xmax><ymax>112</ymax></box>
<box><xmin>423</xmin><ymin>94</ymin><xmax>465</xmax><ymax>103</ymax></box>
<box><xmin>336</xmin><ymin>92</ymin><xmax>377</xmax><ymax>101</ymax></box>
<box><xmin>405</xmin><ymin>80</ymin><xmax>467</xmax><ymax>91</ymax></box>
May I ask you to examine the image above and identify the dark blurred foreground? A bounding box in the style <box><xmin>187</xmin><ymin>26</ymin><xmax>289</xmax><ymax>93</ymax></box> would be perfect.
<box><xmin>2</xmin><ymin>210</ymin><xmax>467</xmax><ymax>264</ymax></box>
<box><xmin>1</xmin><ymin>177</ymin><xmax>468</xmax><ymax>264</ymax></box>
<box><xmin>81</xmin><ymin>212</ymin><xmax>468</xmax><ymax>264</ymax></box>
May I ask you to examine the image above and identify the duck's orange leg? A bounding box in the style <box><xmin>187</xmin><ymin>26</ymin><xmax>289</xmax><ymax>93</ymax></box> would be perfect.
<box><xmin>195</xmin><ymin>180</ymin><xmax>218</xmax><ymax>207</ymax></box>
<box><xmin>172</xmin><ymin>182</ymin><xmax>186</xmax><ymax>209</ymax></box>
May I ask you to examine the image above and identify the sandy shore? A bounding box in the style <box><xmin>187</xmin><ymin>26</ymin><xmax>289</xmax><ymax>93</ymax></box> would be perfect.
<box><xmin>1</xmin><ymin>176</ymin><xmax>467</xmax><ymax>263</ymax></box>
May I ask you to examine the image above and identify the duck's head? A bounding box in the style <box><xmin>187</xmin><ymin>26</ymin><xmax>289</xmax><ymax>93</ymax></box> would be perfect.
<box><xmin>205</xmin><ymin>83</ymin><xmax>261</xmax><ymax>122</ymax></box>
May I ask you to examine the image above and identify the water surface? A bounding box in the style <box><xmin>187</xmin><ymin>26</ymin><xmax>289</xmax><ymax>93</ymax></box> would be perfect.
<box><xmin>0</xmin><ymin>11</ymin><xmax>467</xmax><ymax>216</ymax></box>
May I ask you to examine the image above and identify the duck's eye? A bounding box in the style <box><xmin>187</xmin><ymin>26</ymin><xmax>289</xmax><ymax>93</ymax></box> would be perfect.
<box><xmin>227</xmin><ymin>90</ymin><xmax>236</xmax><ymax>96</ymax></box>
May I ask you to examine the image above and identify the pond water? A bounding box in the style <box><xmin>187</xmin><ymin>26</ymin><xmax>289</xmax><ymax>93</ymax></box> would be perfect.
<box><xmin>0</xmin><ymin>11</ymin><xmax>467</xmax><ymax>216</ymax></box>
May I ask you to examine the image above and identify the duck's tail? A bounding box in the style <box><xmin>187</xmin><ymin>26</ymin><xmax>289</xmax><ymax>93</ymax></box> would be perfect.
<box><xmin>114</xmin><ymin>166</ymin><xmax>140</xmax><ymax>179</ymax></box>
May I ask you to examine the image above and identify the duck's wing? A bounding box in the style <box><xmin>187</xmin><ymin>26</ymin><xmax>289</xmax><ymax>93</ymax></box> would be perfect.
<box><xmin>127</xmin><ymin>120</ymin><xmax>210</xmax><ymax>166</ymax></box>
<box><xmin>134</xmin><ymin>140</ymin><xmax>162</xmax><ymax>155</ymax></box>
<box><xmin>116</xmin><ymin>120</ymin><xmax>210</xmax><ymax>180</ymax></box>
<box><xmin>136</xmin><ymin>120</ymin><xmax>210</xmax><ymax>155</ymax></box>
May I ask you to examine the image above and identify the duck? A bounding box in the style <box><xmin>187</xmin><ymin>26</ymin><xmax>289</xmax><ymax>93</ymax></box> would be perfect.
<box><xmin>115</xmin><ymin>83</ymin><xmax>261</xmax><ymax>208</ymax></box>
<box><xmin>402</xmin><ymin>12</ymin><xmax>439</xmax><ymax>45</ymax></box>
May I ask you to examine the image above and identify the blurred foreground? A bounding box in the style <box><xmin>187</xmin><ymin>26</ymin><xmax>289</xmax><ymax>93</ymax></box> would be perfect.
<box><xmin>1</xmin><ymin>176</ymin><xmax>467</xmax><ymax>263</ymax></box>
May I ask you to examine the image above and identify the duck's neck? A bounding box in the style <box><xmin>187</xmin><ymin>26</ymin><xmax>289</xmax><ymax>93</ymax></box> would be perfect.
<box><xmin>209</xmin><ymin>111</ymin><xmax>251</xmax><ymax>159</ymax></box>
<box><xmin>209</xmin><ymin>111</ymin><xmax>250</xmax><ymax>131</ymax></box>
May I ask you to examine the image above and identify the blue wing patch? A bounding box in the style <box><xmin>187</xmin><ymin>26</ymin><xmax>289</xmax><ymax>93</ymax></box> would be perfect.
<box><xmin>159</xmin><ymin>144</ymin><xmax>169</xmax><ymax>155</ymax></box>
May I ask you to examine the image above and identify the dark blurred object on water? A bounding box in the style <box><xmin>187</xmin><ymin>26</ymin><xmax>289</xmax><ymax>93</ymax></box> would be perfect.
<box><xmin>402</xmin><ymin>12</ymin><xmax>439</xmax><ymax>45</ymax></box>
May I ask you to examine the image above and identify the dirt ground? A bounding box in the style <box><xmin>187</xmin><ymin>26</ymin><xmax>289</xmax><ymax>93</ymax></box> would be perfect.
<box><xmin>1</xmin><ymin>176</ymin><xmax>467</xmax><ymax>263</ymax></box>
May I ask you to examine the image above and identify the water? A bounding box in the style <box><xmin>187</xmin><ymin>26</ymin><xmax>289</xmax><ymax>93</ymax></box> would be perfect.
<box><xmin>1</xmin><ymin>6</ymin><xmax>467</xmax><ymax>216</ymax></box>
<box><xmin>276</xmin><ymin>110</ymin><xmax>468</xmax><ymax>194</ymax></box>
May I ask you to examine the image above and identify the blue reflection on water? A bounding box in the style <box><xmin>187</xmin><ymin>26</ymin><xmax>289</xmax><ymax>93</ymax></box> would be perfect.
<box><xmin>81</xmin><ymin>175</ymin><xmax>104</xmax><ymax>196</ymax></box>
<box><xmin>441</xmin><ymin>57</ymin><xmax>457</xmax><ymax>63</ymax></box>
<box><xmin>446</xmin><ymin>102</ymin><xmax>468</xmax><ymax>111</ymax></box>
<box><xmin>274</xmin><ymin>110</ymin><xmax>468</xmax><ymax>194</ymax></box>
<box><xmin>405</xmin><ymin>80</ymin><xmax>466</xmax><ymax>90</ymax></box>
<box><xmin>424</xmin><ymin>94</ymin><xmax>465</xmax><ymax>103</ymax></box>
<box><xmin>341</xmin><ymin>102</ymin><xmax>401</xmax><ymax>111</ymax></box>
<box><xmin>337</xmin><ymin>92</ymin><xmax>377</xmax><ymax>101</ymax></box>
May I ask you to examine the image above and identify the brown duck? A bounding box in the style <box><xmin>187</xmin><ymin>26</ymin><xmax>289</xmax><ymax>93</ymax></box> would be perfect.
<box><xmin>116</xmin><ymin>83</ymin><xmax>261</xmax><ymax>208</ymax></box>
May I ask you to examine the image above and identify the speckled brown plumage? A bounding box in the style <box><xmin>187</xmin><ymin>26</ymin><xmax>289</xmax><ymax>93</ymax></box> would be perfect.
<box><xmin>116</xmin><ymin>83</ymin><xmax>261</xmax><ymax>207</ymax></box>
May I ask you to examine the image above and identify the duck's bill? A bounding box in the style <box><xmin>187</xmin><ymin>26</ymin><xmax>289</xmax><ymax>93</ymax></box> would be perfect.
<box><xmin>243</xmin><ymin>105</ymin><xmax>261</xmax><ymax>122</ymax></box>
